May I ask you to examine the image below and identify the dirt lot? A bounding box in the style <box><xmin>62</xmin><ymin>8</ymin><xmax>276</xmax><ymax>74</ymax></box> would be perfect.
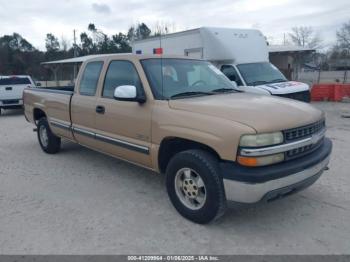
<box><xmin>0</xmin><ymin>102</ymin><xmax>349</xmax><ymax>255</ymax></box>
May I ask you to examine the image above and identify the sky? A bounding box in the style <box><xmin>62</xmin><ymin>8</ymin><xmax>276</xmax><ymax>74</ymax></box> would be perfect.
<box><xmin>0</xmin><ymin>0</ymin><xmax>349</xmax><ymax>50</ymax></box>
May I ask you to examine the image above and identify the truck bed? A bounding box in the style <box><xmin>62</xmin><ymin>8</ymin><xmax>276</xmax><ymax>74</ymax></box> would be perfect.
<box><xmin>23</xmin><ymin>87</ymin><xmax>74</xmax><ymax>140</ymax></box>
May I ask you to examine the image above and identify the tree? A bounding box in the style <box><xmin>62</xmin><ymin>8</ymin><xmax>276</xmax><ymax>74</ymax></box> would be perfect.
<box><xmin>288</xmin><ymin>26</ymin><xmax>322</xmax><ymax>49</ymax></box>
<box><xmin>127</xmin><ymin>23</ymin><xmax>151</xmax><ymax>41</ymax></box>
<box><xmin>0</xmin><ymin>33</ymin><xmax>35</xmax><ymax>52</ymax></box>
<box><xmin>45</xmin><ymin>33</ymin><xmax>60</xmax><ymax>52</ymax></box>
<box><xmin>80</xmin><ymin>32</ymin><xmax>95</xmax><ymax>55</ymax></box>
<box><xmin>336</xmin><ymin>21</ymin><xmax>350</xmax><ymax>51</ymax></box>
<box><xmin>112</xmin><ymin>33</ymin><xmax>131</xmax><ymax>52</ymax></box>
<box><xmin>153</xmin><ymin>21</ymin><xmax>176</xmax><ymax>36</ymax></box>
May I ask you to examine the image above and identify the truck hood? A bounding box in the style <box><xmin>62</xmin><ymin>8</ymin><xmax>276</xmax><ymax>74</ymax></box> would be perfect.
<box><xmin>168</xmin><ymin>93</ymin><xmax>323</xmax><ymax>133</ymax></box>
<box><xmin>256</xmin><ymin>81</ymin><xmax>309</xmax><ymax>95</ymax></box>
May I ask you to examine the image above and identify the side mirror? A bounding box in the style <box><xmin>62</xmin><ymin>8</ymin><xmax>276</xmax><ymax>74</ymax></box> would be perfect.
<box><xmin>114</xmin><ymin>85</ymin><xmax>146</xmax><ymax>103</ymax></box>
<box><xmin>36</xmin><ymin>82</ymin><xmax>42</xmax><ymax>87</ymax></box>
<box><xmin>231</xmin><ymin>81</ymin><xmax>238</xmax><ymax>89</ymax></box>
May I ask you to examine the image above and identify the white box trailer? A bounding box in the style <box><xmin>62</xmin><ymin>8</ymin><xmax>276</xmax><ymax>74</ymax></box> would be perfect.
<box><xmin>133</xmin><ymin>27</ymin><xmax>310</xmax><ymax>102</ymax></box>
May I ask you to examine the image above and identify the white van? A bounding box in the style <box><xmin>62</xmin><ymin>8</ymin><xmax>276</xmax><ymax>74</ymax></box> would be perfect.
<box><xmin>0</xmin><ymin>75</ymin><xmax>35</xmax><ymax>114</ymax></box>
<box><xmin>132</xmin><ymin>27</ymin><xmax>311</xmax><ymax>102</ymax></box>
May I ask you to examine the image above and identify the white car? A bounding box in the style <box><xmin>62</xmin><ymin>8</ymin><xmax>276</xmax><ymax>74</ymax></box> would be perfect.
<box><xmin>0</xmin><ymin>75</ymin><xmax>35</xmax><ymax>114</ymax></box>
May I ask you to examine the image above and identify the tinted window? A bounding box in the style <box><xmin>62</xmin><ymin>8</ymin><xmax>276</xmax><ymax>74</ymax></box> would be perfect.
<box><xmin>103</xmin><ymin>61</ymin><xmax>142</xmax><ymax>98</ymax></box>
<box><xmin>221</xmin><ymin>65</ymin><xmax>243</xmax><ymax>86</ymax></box>
<box><xmin>0</xmin><ymin>77</ymin><xmax>31</xmax><ymax>85</ymax></box>
<box><xmin>79</xmin><ymin>62</ymin><xmax>103</xmax><ymax>96</ymax></box>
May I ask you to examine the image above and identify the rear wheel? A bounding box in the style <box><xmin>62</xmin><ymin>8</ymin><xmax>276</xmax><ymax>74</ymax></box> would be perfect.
<box><xmin>37</xmin><ymin>117</ymin><xmax>61</xmax><ymax>154</ymax></box>
<box><xmin>166</xmin><ymin>149</ymin><xmax>226</xmax><ymax>224</ymax></box>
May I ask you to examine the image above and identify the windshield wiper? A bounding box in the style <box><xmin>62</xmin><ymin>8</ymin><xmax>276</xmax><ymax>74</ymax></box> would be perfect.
<box><xmin>211</xmin><ymin>88</ymin><xmax>238</xmax><ymax>93</ymax></box>
<box><xmin>250</xmin><ymin>80</ymin><xmax>269</xmax><ymax>86</ymax></box>
<box><xmin>268</xmin><ymin>79</ymin><xmax>288</xmax><ymax>83</ymax></box>
<box><xmin>170</xmin><ymin>91</ymin><xmax>213</xmax><ymax>99</ymax></box>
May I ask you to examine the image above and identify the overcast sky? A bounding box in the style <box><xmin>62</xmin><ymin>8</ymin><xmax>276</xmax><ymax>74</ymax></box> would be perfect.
<box><xmin>0</xmin><ymin>0</ymin><xmax>349</xmax><ymax>50</ymax></box>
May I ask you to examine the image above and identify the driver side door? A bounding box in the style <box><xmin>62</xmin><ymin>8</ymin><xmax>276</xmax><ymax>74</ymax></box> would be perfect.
<box><xmin>94</xmin><ymin>59</ymin><xmax>152</xmax><ymax>168</ymax></box>
<box><xmin>220</xmin><ymin>65</ymin><xmax>244</xmax><ymax>86</ymax></box>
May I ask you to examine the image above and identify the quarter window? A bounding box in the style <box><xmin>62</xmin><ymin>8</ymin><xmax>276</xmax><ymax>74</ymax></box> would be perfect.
<box><xmin>103</xmin><ymin>61</ymin><xmax>142</xmax><ymax>98</ymax></box>
<box><xmin>79</xmin><ymin>62</ymin><xmax>103</xmax><ymax>96</ymax></box>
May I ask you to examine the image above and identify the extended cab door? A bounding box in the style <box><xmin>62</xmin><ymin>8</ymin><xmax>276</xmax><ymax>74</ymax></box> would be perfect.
<box><xmin>94</xmin><ymin>59</ymin><xmax>152</xmax><ymax>168</ymax></box>
<box><xmin>71</xmin><ymin>61</ymin><xmax>104</xmax><ymax>147</ymax></box>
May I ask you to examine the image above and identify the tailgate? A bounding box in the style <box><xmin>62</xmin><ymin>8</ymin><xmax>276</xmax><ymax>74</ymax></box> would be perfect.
<box><xmin>0</xmin><ymin>84</ymin><xmax>28</xmax><ymax>100</ymax></box>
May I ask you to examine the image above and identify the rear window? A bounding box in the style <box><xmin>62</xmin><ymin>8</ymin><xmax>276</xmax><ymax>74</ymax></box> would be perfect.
<box><xmin>0</xmin><ymin>77</ymin><xmax>31</xmax><ymax>85</ymax></box>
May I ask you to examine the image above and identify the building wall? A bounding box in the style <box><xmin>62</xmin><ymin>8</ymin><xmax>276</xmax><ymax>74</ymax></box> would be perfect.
<box><xmin>269</xmin><ymin>53</ymin><xmax>295</xmax><ymax>80</ymax></box>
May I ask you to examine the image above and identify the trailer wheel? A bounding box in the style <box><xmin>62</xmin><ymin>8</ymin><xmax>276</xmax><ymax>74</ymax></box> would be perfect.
<box><xmin>166</xmin><ymin>149</ymin><xmax>226</xmax><ymax>224</ymax></box>
<box><xmin>37</xmin><ymin>117</ymin><xmax>61</xmax><ymax>154</ymax></box>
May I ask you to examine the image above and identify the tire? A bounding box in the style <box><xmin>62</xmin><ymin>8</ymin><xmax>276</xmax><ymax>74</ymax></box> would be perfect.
<box><xmin>166</xmin><ymin>149</ymin><xmax>226</xmax><ymax>224</ymax></box>
<box><xmin>37</xmin><ymin>117</ymin><xmax>61</xmax><ymax>154</ymax></box>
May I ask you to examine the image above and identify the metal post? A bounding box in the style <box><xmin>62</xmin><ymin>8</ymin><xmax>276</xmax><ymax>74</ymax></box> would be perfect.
<box><xmin>317</xmin><ymin>67</ymin><xmax>321</xmax><ymax>84</ymax></box>
<box><xmin>344</xmin><ymin>70</ymin><xmax>347</xmax><ymax>84</ymax></box>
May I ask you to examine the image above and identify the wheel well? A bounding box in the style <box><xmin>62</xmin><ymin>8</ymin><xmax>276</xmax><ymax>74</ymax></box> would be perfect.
<box><xmin>33</xmin><ymin>108</ymin><xmax>46</xmax><ymax>123</ymax></box>
<box><xmin>158</xmin><ymin>137</ymin><xmax>220</xmax><ymax>173</ymax></box>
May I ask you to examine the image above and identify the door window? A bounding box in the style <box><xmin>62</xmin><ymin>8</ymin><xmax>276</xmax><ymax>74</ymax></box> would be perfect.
<box><xmin>103</xmin><ymin>61</ymin><xmax>142</xmax><ymax>98</ymax></box>
<box><xmin>79</xmin><ymin>62</ymin><xmax>103</xmax><ymax>96</ymax></box>
<box><xmin>221</xmin><ymin>65</ymin><xmax>243</xmax><ymax>86</ymax></box>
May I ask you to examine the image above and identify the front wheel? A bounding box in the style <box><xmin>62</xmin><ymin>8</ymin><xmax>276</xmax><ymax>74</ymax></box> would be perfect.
<box><xmin>37</xmin><ymin>117</ymin><xmax>61</xmax><ymax>154</ymax></box>
<box><xmin>166</xmin><ymin>150</ymin><xmax>226</xmax><ymax>224</ymax></box>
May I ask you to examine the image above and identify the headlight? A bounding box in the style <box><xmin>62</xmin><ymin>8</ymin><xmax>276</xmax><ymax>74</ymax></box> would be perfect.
<box><xmin>238</xmin><ymin>132</ymin><xmax>285</xmax><ymax>167</ymax></box>
<box><xmin>239</xmin><ymin>132</ymin><xmax>284</xmax><ymax>147</ymax></box>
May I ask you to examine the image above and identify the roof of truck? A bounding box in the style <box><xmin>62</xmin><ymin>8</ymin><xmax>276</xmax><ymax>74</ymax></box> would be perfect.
<box><xmin>41</xmin><ymin>54</ymin><xmax>128</xmax><ymax>65</ymax></box>
<box><xmin>42</xmin><ymin>53</ymin><xmax>199</xmax><ymax>65</ymax></box>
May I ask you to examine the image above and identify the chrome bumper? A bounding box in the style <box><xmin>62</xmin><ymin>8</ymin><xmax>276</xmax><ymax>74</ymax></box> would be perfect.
<box><xmin>223</xmin><ymin>155</ymin><xmax>330</xmax><ymax>203</ymax></box>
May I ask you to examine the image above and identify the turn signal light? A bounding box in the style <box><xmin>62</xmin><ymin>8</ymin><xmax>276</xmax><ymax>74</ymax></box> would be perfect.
<box><xmin>237</xmin><ymin>156</ymin><xmax>258</xmax><ymax>167</ymax></box>
<box><xmin>237</xmin><ymin>153</ymin><xmax>285</xmax><ymax>167</ymax></box>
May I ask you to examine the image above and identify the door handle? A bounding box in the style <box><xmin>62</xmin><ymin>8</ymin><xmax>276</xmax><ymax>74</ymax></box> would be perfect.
<box><xmin>96</xmin><ymin>105</ymin><xmax>105</xmax><ymax>114</ymax></box>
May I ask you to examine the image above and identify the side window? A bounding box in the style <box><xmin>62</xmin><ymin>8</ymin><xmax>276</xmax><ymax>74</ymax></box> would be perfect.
<box><xmin>221</xmin><ymin>65</ymin><xmax>243</xmax><ymax>86</ymax></box>
<box><xmin>103</xmin><ymin>61</ymin><xmax>142</xmax><ymax>98</ymax></box>
<box><xmin>79</xmin><ymin>62</ymin><xmax>103</xmax><ymax>96</ymax></box>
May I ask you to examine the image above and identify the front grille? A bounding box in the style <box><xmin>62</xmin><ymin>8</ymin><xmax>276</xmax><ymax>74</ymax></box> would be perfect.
<box><xmin>284</xmin><ymin>119</ymin><xmax>325</xmax><ymax>142</ymax></box>
<box><xmin>286</xmin><ymin>138</ymin><xmax>324</xmax><ymax>160</ymax></box>
<box><xmin>276</xmin><ymin>91</ymin><xmax>311</xmax><ymax>102</ymax></box>
<box><xmin>282</xmin><ymin>119</ymin><xmax>326</xmax><ymax>160</ymax></box>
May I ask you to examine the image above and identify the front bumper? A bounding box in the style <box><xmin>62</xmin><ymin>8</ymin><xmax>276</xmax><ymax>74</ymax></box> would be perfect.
<box><xmin>0</xmin><ymin>99</ymin><xmax>23</xmax><ymax>108</ymax></box>
<box><xmin>222</xmin><ymin>138</ymin><xmax>332</xmax><ymax>203</ymax></box>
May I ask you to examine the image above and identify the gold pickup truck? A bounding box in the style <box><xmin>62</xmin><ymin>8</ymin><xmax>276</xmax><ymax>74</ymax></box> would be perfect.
<box><xmin>24</xmin><ymin>54</ymin><xmax>332</xmax><ymax>224</ymax></box>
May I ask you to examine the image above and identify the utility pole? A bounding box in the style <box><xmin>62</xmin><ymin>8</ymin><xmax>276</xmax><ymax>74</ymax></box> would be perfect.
<box><xmin>73</xmin><ymin>29</ymin><xmax>77</xmax><ymax>81</ymax></box>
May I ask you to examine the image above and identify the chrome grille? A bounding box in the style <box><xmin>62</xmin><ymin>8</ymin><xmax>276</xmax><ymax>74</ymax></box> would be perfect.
<box><xmin>286</xmin><ymin>138</ymin><xmax>324</xmax><ymax>160</ymax></box>
<box><xmin>284</xmin><ymin>119</ymin><xmax>325</xmax><ymax>142</ymax></box>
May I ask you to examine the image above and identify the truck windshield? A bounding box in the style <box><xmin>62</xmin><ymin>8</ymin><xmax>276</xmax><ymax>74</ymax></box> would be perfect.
<box><xmin>0</xmin><ymin>77</ymin><xmax>31</xmax><ymax>85</ymax></box>
<box><xmin>141</xmin><ymin>59</ymin><xmax>235</xmax><ymax>99</ymax></box>
<box><xmin>237</xmin><ymin>62</ymin><xmax>287</xmax><ymax>86</ymax></box>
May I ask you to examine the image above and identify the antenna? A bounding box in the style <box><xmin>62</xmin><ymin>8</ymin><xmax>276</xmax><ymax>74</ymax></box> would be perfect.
<box><xmin>73</xmin><ymin>29</ymin><xmax>78</xmax><ymax>80</ymax></box>
<box><xmin>159</xmin><ymin>31</ymin><xmax>164</xmax><ymax>99</ymax></box>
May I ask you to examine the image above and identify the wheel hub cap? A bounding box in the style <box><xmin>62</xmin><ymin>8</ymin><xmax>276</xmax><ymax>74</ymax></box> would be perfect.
<box><xmin>174</xmin><ymin>168</ymin><xmax>207</xmax><ymax>210</ymax></box>
<box><xmin>39</xmin><ymin>125</ymin><xmax>49</xmax><ymax>147</ymax></box>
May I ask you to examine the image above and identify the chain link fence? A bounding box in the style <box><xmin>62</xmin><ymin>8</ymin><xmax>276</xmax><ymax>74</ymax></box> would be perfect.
<box><xmin>297</xmin><ymin>70</ymin><xmax>349</xmax><ymax>86</ymax></box>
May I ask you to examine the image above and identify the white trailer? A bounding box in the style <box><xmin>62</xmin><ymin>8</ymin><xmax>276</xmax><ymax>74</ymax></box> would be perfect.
<box><xmin>133</xmin><ymin>27</ymin><xmax>310</xmax><ymax>102</ymax></box>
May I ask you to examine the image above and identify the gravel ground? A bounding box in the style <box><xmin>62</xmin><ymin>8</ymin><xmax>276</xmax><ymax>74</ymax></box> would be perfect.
<box><xmin>0</xmin><ymin>102</ymin><xmax>349</xmax><ymax>255</ymax></box>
